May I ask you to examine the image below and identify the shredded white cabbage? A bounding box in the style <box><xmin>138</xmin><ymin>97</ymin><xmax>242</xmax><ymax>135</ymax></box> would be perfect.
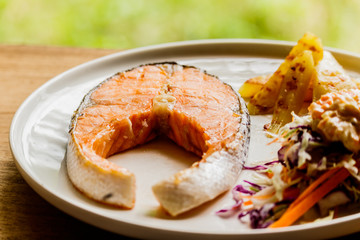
<box><xmin>271</xmin><ymin>164</ymin><xmax>288</xmax><ymax>201</ymax></box>
<box><xmin>297</xmin><ymin>130</ymin><xmax>312</xmax><ymax>167</ymax></box>
<box><xmin>340</xmin><ymin>157</ymin><xmax>360</xmax><ymax>181</ymax></box>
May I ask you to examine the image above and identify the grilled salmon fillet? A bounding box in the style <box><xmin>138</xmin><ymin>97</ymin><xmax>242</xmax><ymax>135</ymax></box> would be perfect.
<box><xmin>67</xmin><ymin>62</ymin><xmax>250</xmax><ymax>216</ymax></box>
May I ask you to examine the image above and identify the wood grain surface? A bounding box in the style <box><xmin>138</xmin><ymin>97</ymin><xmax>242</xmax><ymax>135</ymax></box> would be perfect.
<box><xmin>1</xmin><ymin>44</ymin><xmax>359</xmax><ymax>240</ymax></box>
<box><xmin>0</xmin><ymin>45</ymin><xmax>134</xmax><ymax>239</ymax></box>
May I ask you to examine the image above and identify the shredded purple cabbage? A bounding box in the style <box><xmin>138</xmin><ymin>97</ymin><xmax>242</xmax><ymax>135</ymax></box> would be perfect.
<box><xmin>238</xmin><ymin>203</ymin><xmax>275</xmax><ymax>229</ymax></box>
<box><xmin>243</xmin><ymin>180</ymin><xmax>263</xmax><ymax>191</ymax></box>
<box><xmin>233</xmin><ymin>184</ymin><xmax>256</xmax><ymax>195</ymax></box>
<box><xmin>216</xmin><ymin>200</ymin><xmax>243</xmax><ymax>218</ymax></box>
<box><xmin>278</xmin><ymin>144</ymin><xmax>299</xmax><ymax>168</ymax></box>
<box><xmin>243</xmin><ymin>160</ymin><xmax>281</xmax><ymax>171</ymax></box>
<box><xmin>217</xmin><ymin>124</ymin><xmax>358</xmax><ymax>229</ymax></box>
<box><xmin>217</xmin><ymin>182</ymin><xmax>258</xmax><ymax>218</ymax></box>
<box><xmin>243</xmin><ymin>165</ymin><xmax>267</xmax><ymax>171</ymax></box>
<box><xmin>289</xmin><ymin>125</ymin><xmax>311</xmax><ymax>131</ymax></box>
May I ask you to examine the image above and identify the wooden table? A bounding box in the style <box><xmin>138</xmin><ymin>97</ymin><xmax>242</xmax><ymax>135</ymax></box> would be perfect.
<box><xmin>1</xmin><ymin>44</ymin><xmax>359</xmax><ymax>239</ymax></box>
<box><xmin>0</xmin><ymin>45</ymin><xmax>134</xmax><ymax>239</ymax></box>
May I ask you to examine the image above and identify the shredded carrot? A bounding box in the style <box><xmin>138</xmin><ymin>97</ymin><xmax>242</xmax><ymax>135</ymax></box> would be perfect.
<box><xmin>243</xmin><ymin>200</ymin><xmax>253</xmax><ymax>206</ymax></box>
<box><xmin>239</xmin><ymin>195</ymin><xmax>252</xmax><ymax>199</ymax></box>
<box><xmin>270</xmin><ymin>167</ymin><xmax>349</xmax><ymax>228</ymax></box>
<box><xmin>251</xmin><ymin>194</ymin><xmax>275</xmax><ymax>200</ymax></box>
<box><xmin>241</xmin><ymin>193</ymin><xmax>274</xmax><ymax>200</ymax></box>
<box><xmin>267</xmin><ymin>137</ymin><xmax>280</xmax><ymax>145</ymax></box>
<box><xmin>267</xmin><ymin>171</ymin><xmax>274</xmax><ymax>178</ymax></box>
<box><xmin>288</xmin><ymin>167</ymin><xmax>341</xmax><ymax>210</ymax></box>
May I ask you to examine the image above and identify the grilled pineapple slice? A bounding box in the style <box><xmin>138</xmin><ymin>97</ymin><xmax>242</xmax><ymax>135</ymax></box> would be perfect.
<box><xmin>241</xmin><ymin>33</ymin><xmax>359</xmax><ymax>134</ymax></box>
<box><xmin>268</xmin><ymin>50</ymin><xmax>315</xmax><ymax>133</ymax></box>
<box><xmin>240</xmin><ymin>74</ymin><xmax>313</xmax><ymax>103</ymax></box>
<box><xmin>248</xmin><ymin>32</ymin><xmax>323</xmax><ymax>115</ymax></box>
<box><xmin>238</xmin><ymin>75</ymin><xmax>270</xmax><ymax>99</ymax></box>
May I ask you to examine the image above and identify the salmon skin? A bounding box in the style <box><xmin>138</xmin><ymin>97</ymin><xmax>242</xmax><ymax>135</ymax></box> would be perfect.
<box><xmin>67</xmin><ymin>62</ymin><xmax>250</xmax><ymax>216</ymax></box>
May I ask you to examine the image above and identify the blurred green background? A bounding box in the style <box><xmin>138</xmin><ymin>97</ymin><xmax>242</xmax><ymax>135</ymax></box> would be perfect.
<box><xmin>1</xmin><ymin>0</ymin><xmax>360</xmax><ymax>53</ymax></box>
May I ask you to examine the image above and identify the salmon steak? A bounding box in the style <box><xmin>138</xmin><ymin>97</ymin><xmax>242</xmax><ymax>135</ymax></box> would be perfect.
<box><xmin>67</xmin><ymin>62</ymin><xmax>250</xmax><ymax>216</ymax></box>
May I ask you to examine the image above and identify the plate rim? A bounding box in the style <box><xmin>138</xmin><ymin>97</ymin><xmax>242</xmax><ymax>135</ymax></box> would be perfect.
<box><xmin>9</xmin><ymin>39</ymin><xmax>360</xmax><ymax>239</ymax></box>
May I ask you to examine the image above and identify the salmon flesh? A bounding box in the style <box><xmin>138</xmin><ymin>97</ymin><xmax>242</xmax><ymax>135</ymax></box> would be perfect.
<box><xmin>67</xmin><ymin>62</ymin><xmax>250</xmax><ymax>216</ymax></box>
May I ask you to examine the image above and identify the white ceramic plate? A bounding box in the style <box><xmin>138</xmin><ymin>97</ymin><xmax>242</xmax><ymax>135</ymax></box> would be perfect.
<box><xmin>9</xmin><ymin>40</ymin><xmax>360</xmax><ymax>239</ymax></box>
